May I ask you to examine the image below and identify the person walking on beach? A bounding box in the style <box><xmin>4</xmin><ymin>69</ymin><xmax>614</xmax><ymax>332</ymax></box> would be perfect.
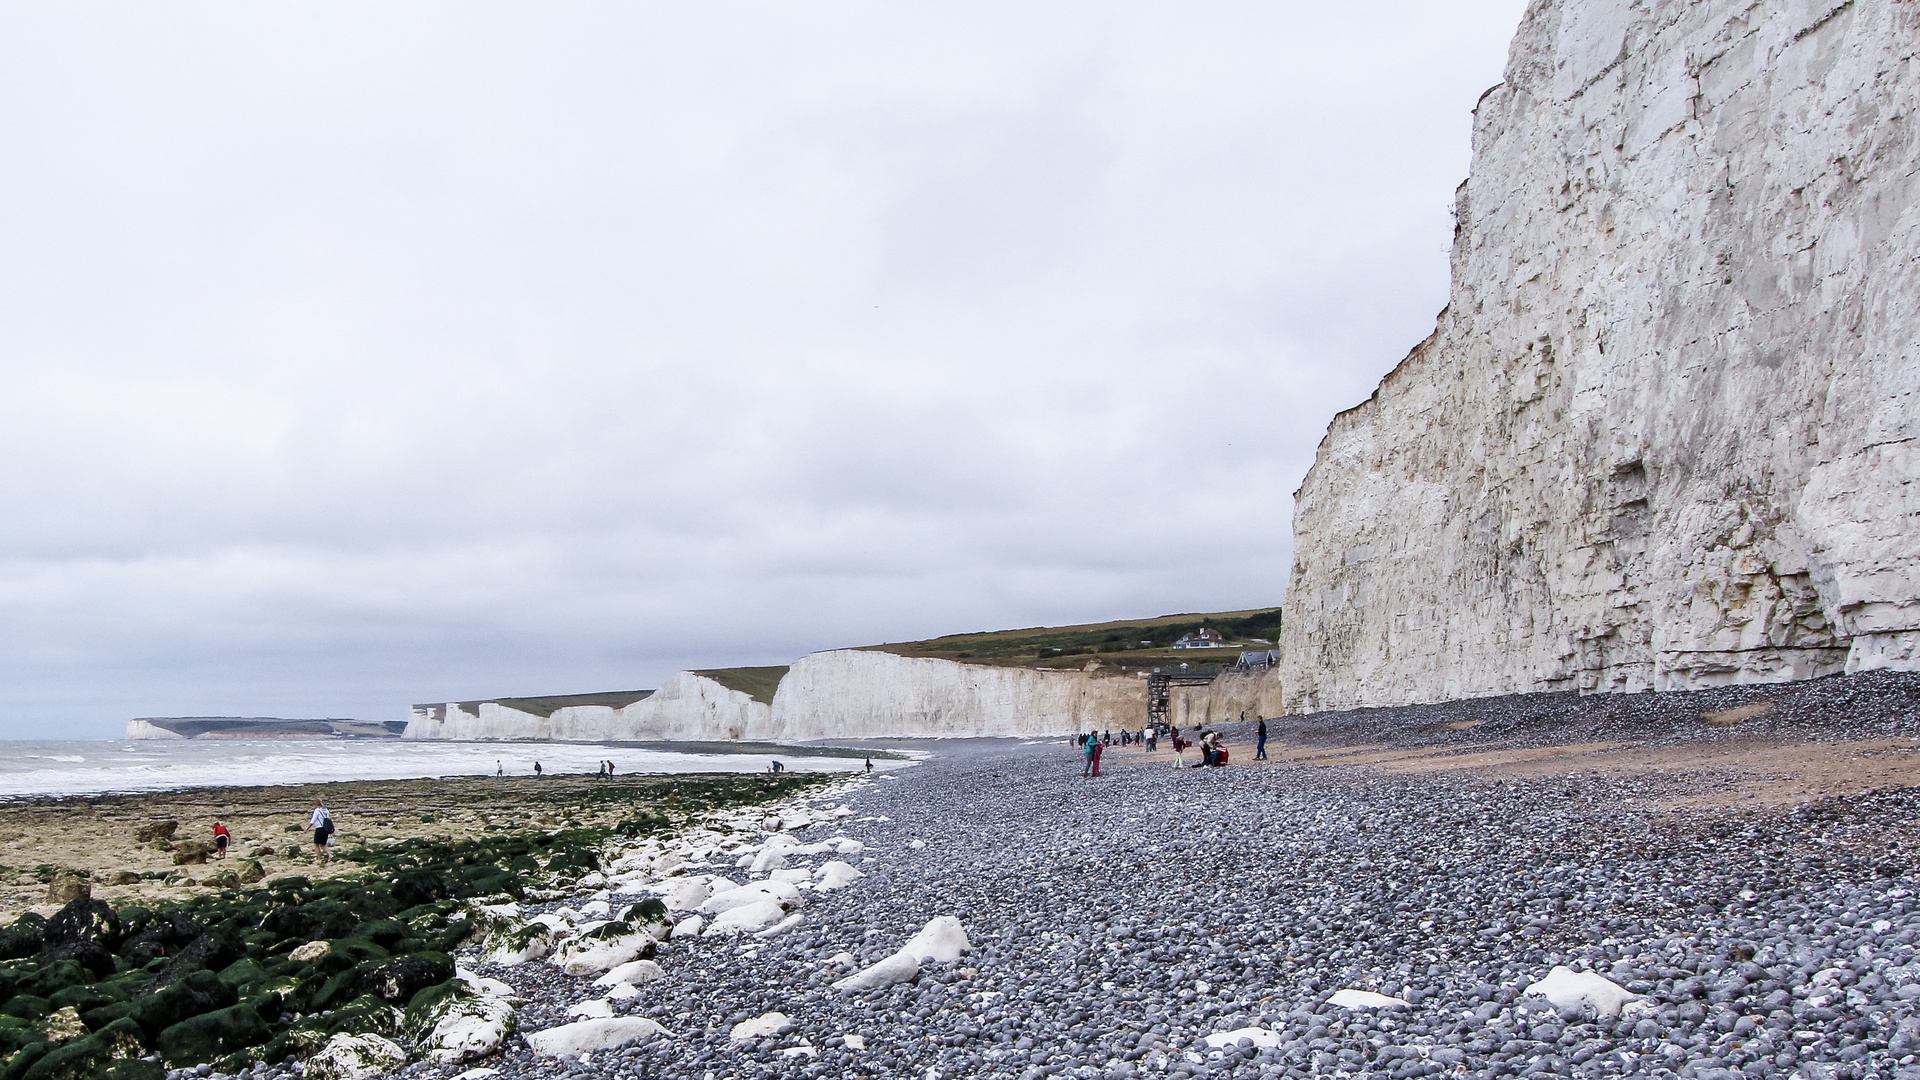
<box><xmin>1171</xmin><ymin>730</ymin><xmax>1185</xmax><ymax>769</ymax></box>
<box><xmin>309</xmin><ymin>801</ymin><xmax>333</xmax><ymax>862</ymax></box>
<box><xmin>1082</xmin><ymin>732</ymin><xmax>1099</xmax><ymax>778</ymax></box>
<box><xmin>212</xmin><ymin>822</ymin><xmax>230</xmax><ymax>860</ymax></box>
<box><xmin>496</xmin><ymin>760</ymin><xmax>503</xmax><ymax>777</ymax></box>
<box><xmin>533</xmin><ymin>761</ymin><xmax>542</xmax><ymax>778</ymax></box>
<box><xmin>1256</xmin><ymin>716</ymin><xmax>1268</xmax><ymax>760</ymax></box>
<box><xmin>1146</xmin><ymin>727</ymin><xmax>1157</xmax><ymax>752</ymax></box>
<box><xmin>606</xmin><ymin>760</ymin><xmax>615</xmax><ymax>777</ymax></box>
<box><xmin>864</xmin><ymin>758</ymin><xmax>873</xmax><ymax>774</ymax></box>
<box><xmin>1092</xmin><ymin>735</ymin><xmax>1105</xmax><ymax>777</ymax></box>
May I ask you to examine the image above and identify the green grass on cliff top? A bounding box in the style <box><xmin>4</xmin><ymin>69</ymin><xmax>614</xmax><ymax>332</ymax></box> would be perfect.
<box><xmin>690</xmin><ymin>666</ymin><xmax>790</xmax><ymax>705</ymax></box>
<box><xmin>859</xmin><ymin>607</ymin><xmax>1281</xmax><ymax>670</ymax></box>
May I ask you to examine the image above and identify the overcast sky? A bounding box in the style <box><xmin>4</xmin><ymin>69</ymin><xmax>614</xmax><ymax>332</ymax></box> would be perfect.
<box><xmin>0</xmin><ymin>2</ymin><xmax>1528</xmax><ymax>738</ymax></box>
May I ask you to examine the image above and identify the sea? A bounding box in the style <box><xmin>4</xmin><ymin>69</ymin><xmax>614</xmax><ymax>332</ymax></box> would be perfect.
<box><xmin>0</xmin><ymin>738</ymin><xmax>889</xmax><ymax>800</ymax></box>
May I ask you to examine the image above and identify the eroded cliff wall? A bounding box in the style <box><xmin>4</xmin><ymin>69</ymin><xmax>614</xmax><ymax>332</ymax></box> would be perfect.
<box><xmin>404</xmin><ymin>672</ymin><xmax>770</xmax><ymax>741</ymax></box>
<box><xmin>1282</xmin><ymin>0</ymin><xmax>1920</xmax><ymax>712</ymax></box>
<box><xmin>766</xmin><ymin>650</ymin><xmax>1144</xmax><ymax>739</ymax></box>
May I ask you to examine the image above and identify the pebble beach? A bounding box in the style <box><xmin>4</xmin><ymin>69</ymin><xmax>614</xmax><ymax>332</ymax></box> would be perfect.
<box><xmin>11</xmin><ymin>670</ymin><xmax>1920</xmax><ymax>1080</ymax></box>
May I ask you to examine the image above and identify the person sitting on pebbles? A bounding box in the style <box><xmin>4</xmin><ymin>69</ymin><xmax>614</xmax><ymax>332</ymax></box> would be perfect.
<box><xmin>212</xmin><ymin>821</ymin><xmax>230</xmax><ymax>860</ymax></box>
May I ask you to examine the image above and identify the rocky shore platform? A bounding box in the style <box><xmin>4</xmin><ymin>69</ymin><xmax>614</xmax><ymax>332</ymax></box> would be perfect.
<box><xmin>10</xmin><ymin>669</ymin><xmax>1920</xmax><ymax>1080</ymax></box>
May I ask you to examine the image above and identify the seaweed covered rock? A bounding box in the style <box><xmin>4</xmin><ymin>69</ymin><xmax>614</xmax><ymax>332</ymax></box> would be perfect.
<box><xmin>17</xmin><ymin>1017</ymin><xmax>144</xmax><ymax>1080</ymax></box>
<box><xmin>46</xmin><ymin>944</ymin><xmax>114</xmax><ymax>981</ymax></box>
<box><xmin>166</xmin><ymin>927</ymin><xmax>243</xmax><ymax>976</ymax></box>
<box><xmin>0</xmin><ymin>916</ymin><xmax>46</xmax><ymax>962</ymax></box>
<box><xmin>130</xmin><ymin>970</ymin><xmax>235</xmax><ymax>1040</ymax></box>
<box><xmin>302</xmin><ymin>1033</ymin><xmax>405</xmax><ymax>1080</ymax></box>
<box><xmin>89</xmin><ymin>1061</ymin><xmax>161</xmax><ymax>1080</ymax></box>
<box><xmin>155</xmin><ymin>1003</ymin><xmax>268</xmax><ymax>1065</ymax></box>
<box><xmin>402</xmin><ymin>984</ymin><xmax>513</xmax><ymax>1065</ymax></box>
<box><xmin>115</xmin><ymin>912</ymin><xmax>200</xmax><ymax>968</ymax></box>
<box><xmin>42</xmin><ymin>902</ymin><xmax>119</xmax><ymax>955</ymax></box>
<box><xmin>389</xmin><ymin>872</ymin><xmax>446</xmax><ymax>910</ymax></box>
<box><xmin>359</xmin><ymin>953</ymin><xmax>451</xmax><ymax>1005</ymax></box>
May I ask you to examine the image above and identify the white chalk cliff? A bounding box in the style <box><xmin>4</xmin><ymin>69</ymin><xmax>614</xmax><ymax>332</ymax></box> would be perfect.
<box><xmin>765</xmin><ymin>650</ymin><xmax>1142</xmax><ymax>739</ymax></box>
<box><xmin>404</xmin><ymin>652</ymin><xmax>1155</xmax><ymax>741</ymax></box>
<box><xmin>405</xmin><ymin>672</ymin><xmax>770</xmax><ymax>742</ymax></box>
<box><xmin>1281</xmin><ymin>0</ymin><xmax>1920</xmax><ymax>712</ymax></box>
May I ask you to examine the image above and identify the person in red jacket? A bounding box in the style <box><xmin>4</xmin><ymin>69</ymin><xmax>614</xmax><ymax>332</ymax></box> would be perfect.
<box><xmin>212</xmin><ymin>822</ymin><xmax>231</xmax><ymax>860</ymax></box>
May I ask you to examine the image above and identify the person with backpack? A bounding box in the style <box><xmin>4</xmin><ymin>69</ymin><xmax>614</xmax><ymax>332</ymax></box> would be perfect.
<box><xmin>309</xmin><ymin>801</ymin><xmax>334</xmax><ymax>862</ymax></box>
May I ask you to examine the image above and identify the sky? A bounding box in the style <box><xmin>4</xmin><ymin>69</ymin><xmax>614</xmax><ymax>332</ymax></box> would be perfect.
<box><xmin>0</xmin><ymin>1</ymin><xmax>1530</xmax><ymax>738</ymax></box>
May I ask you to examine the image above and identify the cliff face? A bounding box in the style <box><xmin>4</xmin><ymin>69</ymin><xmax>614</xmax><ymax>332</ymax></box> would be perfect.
<box><xmin>766</xmin><ymin>651</ymin><xmax>1144</xmax><ymax>739</ymax></box>
<box><xmin>1282</xmin><ymin>0</ymin><xmax>1920</xmax><ymax>712</ymax></box>
<box><xmin>404</xmin><ymin>672</ymin><xmax>770</xmax><ymax>741</ymax></box>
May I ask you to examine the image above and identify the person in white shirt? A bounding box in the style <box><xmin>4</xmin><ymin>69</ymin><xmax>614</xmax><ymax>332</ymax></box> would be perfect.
<box><xmin>309</xmin><ymin>801</ymin><xmax>333</xmax><ymax>862</ymax></box>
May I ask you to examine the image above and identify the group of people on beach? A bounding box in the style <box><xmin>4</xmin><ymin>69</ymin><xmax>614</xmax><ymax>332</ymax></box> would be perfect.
<box><xmin>1077</xmin><ymin>712</ymin><xmax>1271</xmax><ymax>778</ymax></box>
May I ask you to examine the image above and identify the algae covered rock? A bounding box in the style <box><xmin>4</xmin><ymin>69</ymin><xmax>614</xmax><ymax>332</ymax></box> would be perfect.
<box><xmin>359</xmin><ymin>953</ymin><xmax>452</xmax><ymax>1004</ymax></box>
<box><xmin>131</xmin><ymin>970</ymin><xmax>236</xmax><ymax>1040</ymax></box>
<box><xmin>43</xmin><ymin>901</ymin><xmax>119</xmax><ymax>953</ymax></box>
<box><xmin>38</xmin><ymin>1009</ymin><xmax>85</xmax><ymax>1047</ymax></box>
<box><xmin>403</xmin><ymin>985</ymin><xmax>514</xmax><ymax>1065</ymax></box>
<box><xmin>155</xmin><ymin>1003</ymin><xmax>269</xmax><ymax>1065</ymax></box>
<box><xmin>303</xmin><ymin>1033</ymin><xmax>406</xmax><ymax>1080</ymax></box>
<box><xmin>17</xmin><ymin>1017</ymin><xmax>145</xmax><ymax>1080</ymax></box>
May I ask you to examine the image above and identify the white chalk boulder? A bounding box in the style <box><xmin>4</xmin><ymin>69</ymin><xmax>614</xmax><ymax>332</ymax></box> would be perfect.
<box><xmin>1524</xmin><ymin>966</ymin><xmax>1643</xmax><ymax>1020</ymax></box>
<box><xmin>1327</xmin><ymin>989</ymin><xmax>1411</xmax><ymax>1010</ymax></box>
<box><xmin>1203</xmin><ymin>1027</ymin><xmax>1281</xmax><ymax>1050</ymax></box>
<box><xmin>554</xmin><ymin>933</ymin><xmax>654</xmax><ymax>976</ymax></box>
<box><xmin>729</xmin><ymin>1011</ymin><xmax>792</xmax><ymax>1041</ymax></box>
<box><xmin>899</xmin><ymin>916</ymin><xmax>971</xmax><ymax>964</ymax></box>
<box><xmin>305</xmin><ymin>1033</ymin><xmax>408</xmax><ymax>1080</ymax></box>
<box><xmin>594</xmin><ymin>959</ymin><xmax>664</xmax><ymax>988</ymax></box>
<box><xmin>832</xmin><ymin>951</ymin><xmax>920</xmax><ymax>992</ymax></box>
<box><xmin>413</xmin><ymin>995</ymin><xmax>516</xmax><ymax>1064</ymax></box>
<box><xmin>661</xmin><ymin>878</ymin><xmax>711</xmax><ymax>912</ymax></box>
<box><xmin>670</xmin><ymin>915</ymin><xmax>705</xmax><ymax>939</ymax></box>
<box><xmin>705</xmin><ymin>900</ymin><xmax>788</xmax><ymax>935</ymax></box>
<box><xmin>566</xmin><ymin>999</ymin><xmax>614</xmax><ymax>1020</ymax></box>
<box><xmin>813</xmin><ymin>861</ymin><xmax>863</xmax><ymax>891</ymax></box>
<box><xmin>524</xmin><ymin>1017</ymin><xmax>672</xmax><ymax>1057</ymax></box>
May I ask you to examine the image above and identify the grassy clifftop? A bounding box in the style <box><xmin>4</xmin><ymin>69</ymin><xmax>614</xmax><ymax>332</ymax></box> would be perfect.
<box><xmin>859</xmin><ymin>608</ymin><xmax>1280</xmax><ymax>671</ymax></box>
<box><xmin>691</xmin><ymin>666</ymin><xmax>790</xmax><ymax>705</ymax></box>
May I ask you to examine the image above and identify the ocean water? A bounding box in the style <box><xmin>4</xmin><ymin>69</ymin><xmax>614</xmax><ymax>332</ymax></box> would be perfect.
<box><xmin>0</xmin><ymin>739</ymin><xmax>888</xmax><ymax>800</ymax></box>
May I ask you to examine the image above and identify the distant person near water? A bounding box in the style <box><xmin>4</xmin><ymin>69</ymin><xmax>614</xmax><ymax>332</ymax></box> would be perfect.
<box><xmin>496</xmin><ymin>760</ymin><xmax>503</xmax><ymax>777</ymax></box>
<box><xmin>309</xmin><ymin>801</ymin><xmax>333</xmax><ymax>862</ymax></box>
<box><xmin>212</xmin><ymin>822</ymin><xmax>230</xmax><ymax>860</ymax></box>
<box><xmin>864</xmin><ymin>758</ymin><xmax>873</xmax><ymax>774</ymax></box>
<box><xmin>533</xmin><ymin>761</ymin><xmax>542</xmax><ymax>778</ymax></box>
<box><xmin>770</xmin><ymin>760</ymin><xmax>785</xmax><ymax>773</ymax></box>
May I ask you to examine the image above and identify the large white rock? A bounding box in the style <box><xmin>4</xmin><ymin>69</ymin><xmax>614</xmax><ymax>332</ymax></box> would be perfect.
<box><xmin>304</xmin><ymin>1033</ymin><xmax>408</xmax><ymax>1080</ymax></box>
<box><xmin>524</xmin><ymin>1017</ymin><xmax>672</xmax><ymax>1057</ymax></box>
<box><xmin>897</xmin><ymin>916</ymin><xmax>970</xmax><ymax>964</ymax></box>
<box><xmin>553</xmin><ymin>933</ymin><xmax>653</xmax><ymax>976</ymax></box>
<box><xmin>1203</xmin><ymin>1027</ymin><xmax>1281</xmax><ymax>1050</ymax></box>
<box><xmin>729</xmin><ymin>1011</ymin><xmax>791</xmax><ymax>1041</ymax></box>
<box><xmin>1282</xmin><ymin>0</ymin><xmax>1920</xmax><ymax>710</ymax></box>
<box><xmin>594</xmin><ymin>959</ymin><xmax>664</xmax><ymax>988</ymax></box>
<box><xmin>704</xmin><ymin>900</ymin><xmax>788</xmax><ymax>935</ymax></box>
<box><xmin>566</xmin><ymin>999</ymin><xmax>614</xmax><ymax>1020</ymax></box>
<box><xmin>414</xmin><ymin>995</ymin><xmax>516</xmax><ymax>1065</ymax></box>
<box><xmin>670</xmin><ymin>915</ymin><xmax>705</xmax><ymax>939</ymax></box>
<box><xmin>1524</xmin><ymin>966</ymin><xmax>1642</xmax><ymax>1020</ymax></box>
<box><xmin>701</xmin><ymin>881</ymin><xmax>802</xmax><ymax>916</ymax></box>
<box><xmin>660</xmin><ymin>878</ymin><xmax>712</xmax><ymax>912</ymax></box>
<box><xmin>832</xmin><ymin>951</ymin><xmax>920</xmax><ymax>993</ymax></box>
<box><xmin>813</xmin><ymin>861</ymin><xmax>863</xmax><ymax>891</ymax></box>
<box><xmin>1327</xmin><ymin>989</ymin><xmax>1410</xmax><ymax>1011</ymax></box>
